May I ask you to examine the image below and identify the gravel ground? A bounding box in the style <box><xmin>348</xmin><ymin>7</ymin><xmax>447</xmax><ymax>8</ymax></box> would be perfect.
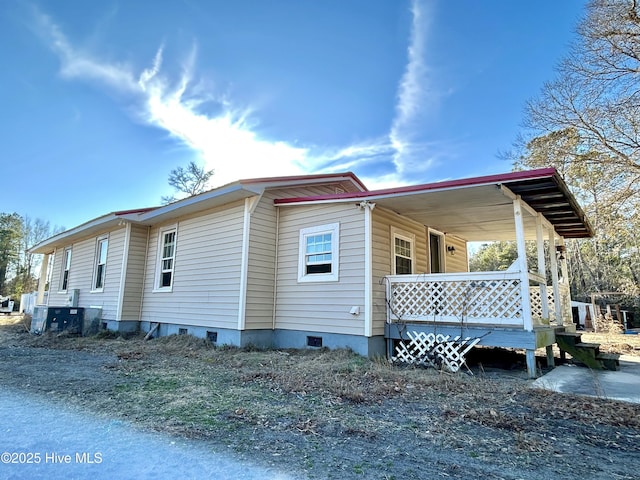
<box><xmin>1</xmin><ymin>316</ymin><xmax>639</xmax><ymax>480</ymax></box>
<box><xmin>0</xmin><ymin>387</ymin><xmax>294</xmax><ymax>480</ymax></box>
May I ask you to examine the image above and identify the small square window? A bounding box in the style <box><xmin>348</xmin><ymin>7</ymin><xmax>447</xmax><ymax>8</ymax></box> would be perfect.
<box><xmin>391</xmin><ymin>227</ymin><xmax>415</xmax><ymax>275</ymax></box>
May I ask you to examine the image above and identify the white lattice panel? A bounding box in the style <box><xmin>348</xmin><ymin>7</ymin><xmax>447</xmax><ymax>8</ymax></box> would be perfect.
<box><xmin>390</xmin><ymin>279</ymin><xmax>522</xmax><ymax>322</ymax></box>
<box><xmin>530</xmin><ymin>286</ymin><xmax>566</xmax><ymax>323</ymax></box>
<box><xmin>393</xmin><ymin>331</ymin><xmax>481</xmax><ymax>372</ymax></box>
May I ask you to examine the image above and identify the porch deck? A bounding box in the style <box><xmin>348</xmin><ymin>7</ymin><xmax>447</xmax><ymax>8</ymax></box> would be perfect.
<box><xmin>384</xmin><ymin>272</ymin><xmax>573</xmax><ymax>377</ymax></box>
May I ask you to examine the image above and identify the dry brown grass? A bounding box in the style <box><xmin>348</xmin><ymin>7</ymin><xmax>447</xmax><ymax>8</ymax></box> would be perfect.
<box><xmin>2</xmin><ymin>315</ymin><xmax>640</xmax><ymax>480</ymax></box>
<box><xmin>582</xmin><ymin>331</ymin><xmax>640</xmax><ymax>357</ymax></box>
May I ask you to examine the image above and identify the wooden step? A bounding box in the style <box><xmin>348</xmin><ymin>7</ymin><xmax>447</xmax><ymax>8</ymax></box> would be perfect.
<box><xmin>556</xmin><ymin>334</ymin><xmax>612</xmax><ymax>370</ymax></box>
<box><xmin>596</xmin><ymin>353</ymin><xmax>620</xmax><ymax>371</ymax></box>
<box><xmin>556</xmin><ymin>332</ymin><xmax>582</xmax><ymax>347</ymax></box>
<box><xmin>574</xmin><ymin>343</ymin><xmax>601</xmax><ymax>357</ymax></box>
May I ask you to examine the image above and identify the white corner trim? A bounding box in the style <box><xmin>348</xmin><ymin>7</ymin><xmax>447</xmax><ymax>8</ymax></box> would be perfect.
<box><xmin>116</xmin><ymin>223</ymin><xmax>132</xmax><ymax>321</ymax></box>
<box><xmin>237</xmin><ymin>198</ymin><xmax>253</xmax><ymax>330</ymax></box>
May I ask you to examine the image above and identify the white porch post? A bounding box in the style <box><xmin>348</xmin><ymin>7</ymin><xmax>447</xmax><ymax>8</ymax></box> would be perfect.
<box><xmin>513</xmin><ymin>198</ymin><xmax>533</xmax><ymax>332</ymax></box>
<box><xmin>535</xmin><ymin>216</ymin><xmax>549</xmax><ymax>321</ymax></box>
<box><xmin>548</xmin><ymin>229</ymin><xmax>562</xmax><ymax>324</ymax></box>
<box><xmin>363</xmin><ymin>202</ymin><xmax>374</xmax><ymax>338</ymax></box>
<box><xmin>558</xmin><ymin>236</ymin><xmax>570</xmax><ymax>326</ymax></box>
<box><xmin>558</xmin><ymin>237</ymin><xmax>569</xmax><ymax>285</ymax></box>
<box><xmin>36</xmin><ymin>253</ymin><xmax>50</xmax><ymax>305</ymax></box>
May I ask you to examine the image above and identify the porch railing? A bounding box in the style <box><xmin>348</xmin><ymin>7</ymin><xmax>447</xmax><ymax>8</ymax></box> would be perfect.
<box><xmin>386</xmin><ymin>271</ymin><xmax>566</xmax><ymax>328</ymax></box>
<box><xmin>530</xmin><ymin>283</ymin><xmax>572</xmax><ymax>324</ymax></box>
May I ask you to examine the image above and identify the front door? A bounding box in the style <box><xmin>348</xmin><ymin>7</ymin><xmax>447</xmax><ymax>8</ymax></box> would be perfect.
<box><xmin>429</xmin><ymin>231</ymin><xmax>445</xmax><ymax>273</ymax></box>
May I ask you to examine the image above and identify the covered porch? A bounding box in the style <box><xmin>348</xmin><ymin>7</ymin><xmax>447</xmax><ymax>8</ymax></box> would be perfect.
<box><xmin>369</xmin><ymin>169</ymin><xmax>593</xmax><ymax>377</ymax></box>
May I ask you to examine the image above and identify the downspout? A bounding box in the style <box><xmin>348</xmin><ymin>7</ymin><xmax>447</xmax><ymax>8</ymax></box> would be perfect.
<box><xmin>272</xmin><ymin>206</ymin><xmax>280</xmax><ymax>331</ymax></box>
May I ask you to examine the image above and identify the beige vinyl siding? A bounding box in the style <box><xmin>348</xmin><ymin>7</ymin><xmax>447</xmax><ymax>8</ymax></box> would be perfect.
<box><xmin>244</xmin><ymin>194</ymin><xmax>277</xmax><ymax>330</ymax></box>
<box><xmin>371</xmin><ymin>207</ymin><xmax>429</xmax><ymax>337</ymax></box>
<box><xmin>47</xmin><ymin>228</ymin><xmax>126</xmax><ymax>320</ymax></box>
<box><xmin>140</xmin><ymin>201</ymin><xmax>245</xmax><ymax>329</ymax></box>
<box><xmin>119</xmin><ymin>224</ymin><xmax>149</xmax><ymax>321</ymax></box>
<box><xmin>243</xmin><ymin>183</ymin><xmax>368</xmax><ymax>331</ymax></box>
<box><xmin>275</xmin><ymin>203</ymin><xmax>365</xmax><ymax>335</ymax></box>
<box><xmin>98</xmin><ymin>229</ymin><xmax>126</xmax><ymax>319</ymax></box>
<box><xmin>444</xmin><ymin>235</ymin><xmax>468</xmax><ymax>273</ymax></box>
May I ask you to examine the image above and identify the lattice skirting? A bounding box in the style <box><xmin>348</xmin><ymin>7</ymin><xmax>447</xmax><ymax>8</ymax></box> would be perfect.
<box><xmin>392</xmin><ymin>331</ymin><xmax>481</xmax><ymax>372</ymax></box>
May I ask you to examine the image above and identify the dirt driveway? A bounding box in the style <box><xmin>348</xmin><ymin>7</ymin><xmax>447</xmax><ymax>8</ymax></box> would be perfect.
<box><xmin>0</xmin><ymin>387</ymin><xmax>293</xmax><ymax>480</ymax></box>
<box><xmin>1</xmin><ymin>316</ymin><xmax>639</xmax><ymax>480</ymax></box>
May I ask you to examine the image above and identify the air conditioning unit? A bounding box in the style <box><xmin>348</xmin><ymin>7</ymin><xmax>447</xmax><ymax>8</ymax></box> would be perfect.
<box><xmin>66</xmin><ymin>289</ymin><xmax>80</xmax><ymax>307</ymax></box>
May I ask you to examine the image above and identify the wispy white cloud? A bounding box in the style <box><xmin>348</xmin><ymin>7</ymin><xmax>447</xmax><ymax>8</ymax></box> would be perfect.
<box><xmin>33</xmin><ymin>8</ymin><xmax>308</xmax><ymax>190</ymax></box>
<box><xmin>388</xmin><ymin>0</ymin><xmax>440</xmax><ymax>179</ymax></box>
<box><xmin>317</xmin><ymin>0</ymin><xmax>443</xmax><ymax>188</ymax></box>
<box><xmin>34</xmin><ymin>10</ymin><xmax>138</xmax><ymax>93</ymax></box>
<box><xmin>32</xmin><ymin>2</ymin><xmax>440</xmax><ymax>193</ymax></box>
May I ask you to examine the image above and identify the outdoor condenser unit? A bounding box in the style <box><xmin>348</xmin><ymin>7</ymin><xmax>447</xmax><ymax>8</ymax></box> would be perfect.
<box><xmin>45</xmin><ymin>307</ymin><xmax>84</xmax><ymax>334</ymax></box>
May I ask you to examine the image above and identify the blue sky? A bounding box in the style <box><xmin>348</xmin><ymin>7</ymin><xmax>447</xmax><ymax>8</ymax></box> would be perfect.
<box><xmin>0</xmin><ymin>0</ymin><xmax>585</xmax><ymax>231</ymax></box>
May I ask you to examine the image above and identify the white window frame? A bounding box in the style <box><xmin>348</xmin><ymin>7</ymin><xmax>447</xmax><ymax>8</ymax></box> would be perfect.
<box><xmin>59</xmin><ymin>247</ymin><xmax>72</xmax><ymax>292</ymax></box>
<box><xmin>154</xmin><ymin>226</ymin><xmax>177</xmax><ymax>292</ymax></box>
<box><xmin>298</xmin><ymin>223</ymin><xmax>340</xmax><ymax>283</ymax></box>
<box><xmin>391</xmin><ymin>227</ymin><xmax>415</xmax><ymax>275</ymax></box>
<box><xmin>92</xmin><ymin>236</ymin><xmax>109</xmax><ymax>292</ymax></box>
<box><xmin>428</xmin><ymin>228</ymin><xmax>446</xmax><ymax>274</ymax></box>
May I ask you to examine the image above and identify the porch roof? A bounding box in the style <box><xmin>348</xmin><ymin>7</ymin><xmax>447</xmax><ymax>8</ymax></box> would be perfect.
<box><xmin>275</xmin><ymin>168</ymin><xmax>594</xmax><ymax>241</ymax></box>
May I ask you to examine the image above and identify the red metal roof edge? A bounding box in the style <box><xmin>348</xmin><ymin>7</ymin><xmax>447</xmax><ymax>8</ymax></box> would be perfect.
<box><xmin>239</xmin><ymin>171</ymin><xmax>368</xmax><ymax>192</ymax></box>
<box><xmin>274</xmin><ymin>167</ymin><xmax>559</xmax><ymax>204</ymax></box>
<box><xmin>115</xmin><ymin>207</ymin><xmax>158</xmax><ymax>216</ymax></box>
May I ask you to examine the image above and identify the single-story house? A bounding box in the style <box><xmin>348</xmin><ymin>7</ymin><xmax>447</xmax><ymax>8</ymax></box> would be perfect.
<box><xmin>30</xmin><ymin>168</ymin><xmax>593</xmax><ymax>377</ymax></box>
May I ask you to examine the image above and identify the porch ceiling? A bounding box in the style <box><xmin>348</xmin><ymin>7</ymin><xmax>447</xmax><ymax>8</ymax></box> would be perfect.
<box><xmin>374</xmin><ymin>184</ymin><xmax>529</xmax><ymax>242</ymax></box>
<box><xmin>275</xmin><ymin>168</ymin><xmax>593</xmax><ymax>242</ymax></box>
<box><xmin>372</xmin><ymin>173</ymin><xmax>592</xmax><ymax>241</ymax></box>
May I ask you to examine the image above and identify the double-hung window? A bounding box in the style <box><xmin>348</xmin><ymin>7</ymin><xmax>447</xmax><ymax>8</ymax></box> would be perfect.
<box><xmin>157</xmin><ymin>227</ymin><xmax>177</xmax><ymax>290</ymax></box>
<box><xmin>93</xmin><ymin>237</ymin><xmax>108</xmax><ymax>291</ymax></box>
<box><xmin>60</xmin><ymin>247</ymin><xmax>72</xmax><ymax>291</ymax></box>
<box><xmin>391</xmin><ymin>227</ymin><xmax>415</xmax><ymax>275</ymax></box>
<box><xmin>298</xmin><ymin>223</ymin><xmax>339</xmax><ymax>282</ymax></box>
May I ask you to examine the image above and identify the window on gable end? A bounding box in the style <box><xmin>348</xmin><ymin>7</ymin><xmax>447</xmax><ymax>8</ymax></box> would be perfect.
<box><xmin>156</xmin><ymin>227</ymin><xmax>177</xmax><ymax>290</ymax></box>
<box><xmin>298</xmin><ymin>223</ymin><xmax>339</xmax><ymax>282</ymax></box>
<box><xmin>60</xmin><ymin>247</ymin><xmax>72</xmax><ymax>292</ymax></box>
<box><xmin>93</xmin><ymin>237</ymin><xmax>108</xmax><ymax>291</ymax></box>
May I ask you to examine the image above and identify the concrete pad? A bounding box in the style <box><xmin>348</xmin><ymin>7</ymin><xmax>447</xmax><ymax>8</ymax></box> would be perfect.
<box><xmin>532</xmin><ymin>355</ymin><xmax>640</xmax><ymax>404</ymax></box>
